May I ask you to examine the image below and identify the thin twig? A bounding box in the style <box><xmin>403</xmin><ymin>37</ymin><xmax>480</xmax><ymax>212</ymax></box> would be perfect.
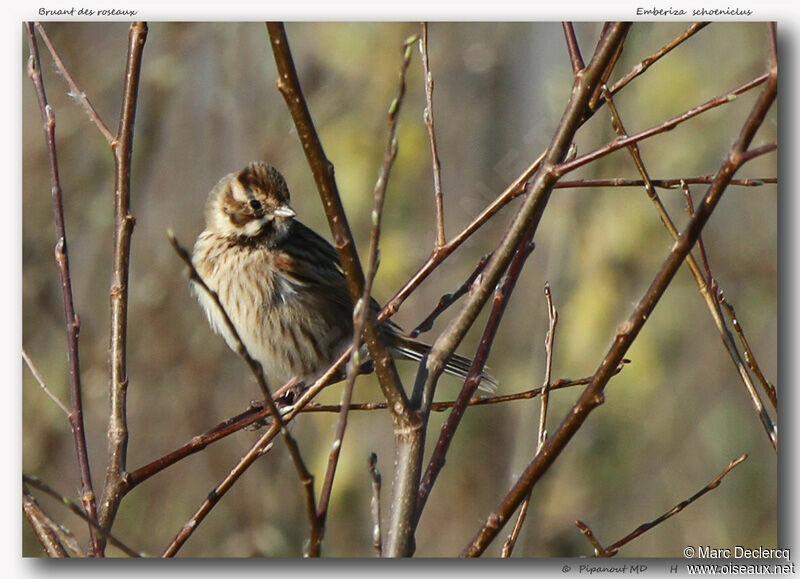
<box><xmin>575</xmin><ymin>520</ymin><xmax>606</xmax><ymax>556</ymax></box>
<box><xmin>501</xmin><ymin>500</ymin><xmax>531</xmax><ymax>558</ymax></box>
<box><xmin>556</xmin><ymin>176</ymin><xmax>775</xmax><ymax>189</ymax></box>
<box><xmin>301</xmin><ymin>365</ymin><xmax>628</xmax><ymax>414</ymax></box>
<box><xmin>600</xmin><ymin>84</ymin><xmax>776</xmax><ymax>449</ymax></box>
<box><xmin>24</xmin><ymin>22</ymin><xmax>101</xmax><ymax>557</ymax></box>
<box><xmin>412</xmin><ymin>26</ymin><xmax>633</xmax><ymax>549</ymax></box>
<box><xmin>377</xmin><ymin>24</ymin><xmax>724</xmax><ymax>330</ymax></box>
<box><xmin>22</xmin><ymin>349</ymin><xmax>70</xmax><ymax>416</ymax></box>
<box><xmin>162</xmin><ymin>434</ymin><xmax>277</xmax><ymax>557</ymax></box>
<box><xmin>23</xmin><ymin>475</ymin><xmax>144</xmax><ymax>557</ymax></box>
<box><xmin>420</xmin><ymin>22</ymin><xmax>446</xmax><ymax>248</ymax></box>
<box><xmin>416</xmin><ymin>232</ymin><xmax>536</xmax><ymax>522</ymax></box>
<box><xmin>462</xmin><ymin>53</ymin><xmax>776</xmax><ymax>557</ymax></box>
<box><xmin>168</xmin><ymin>233</ymin><xmax>321</xmax><ymax>551</ymax></box>
<box><xmin>314</xmin><ymin>34</ymin><xmax>417</xmax><ymax>557</ymax></box>
<box><xmin>605</xmin><ymin>22</ymin><xmax>710</xmax><ymax>101</ymax></box>
<box><xmin>368</xmin><ymin>453</ymin><xmax>383</xmax><ymax>557</ymax></box>
<box><xmin>410</xmin><ymin>253</ymin><xmax>491</xmax><ymax>338</ymax></box>
<box><xmin>128</xmin><ymin>364</ymin><xmax>627</xmax><ymax>511</ymax></box>
<box><xmin>719</xmin><ymin>296</ymin><xmax>778</xmax><ymax>411</ymax></box>
<box><xmin>562</xmin><ymin>22</ymin><xmax>585</xmax><ymax>74</ymax></box>
<box><xmin>577</xmin><ymin>455</ymin><xmax>748</xmax><ymax>557</ymax></box>
<box><xmin>33</xmin><ymin>22</ymin><xmax>115</xmax><ymax>145</ymax></box>
<box><xmin>502</xmin><ymin>283</ymin><xmax>558</xmax><ymax>557</ymax></box>
<box><xmin>126</xmin><ymin>399</ymin><xmax>282</xmax><ymax>487</ymax></box>
<box><xmin>162</xmin><ymin>344</ymin><xmax>353</xmax><ymax>557</ymax></box>
<box><xmin>537</xmin><ymin>283</ymin><xmax>558</xmax><ymax>451</ymax></box>
<box><xmin>558</xmin><ymin>73</ymin><xmax>770</xmax><ymax>178</ymax></box>
<box><xmin>378</xmin><ymin>152</ymin><xmax>544</xmax><ymax>324</ymax></box>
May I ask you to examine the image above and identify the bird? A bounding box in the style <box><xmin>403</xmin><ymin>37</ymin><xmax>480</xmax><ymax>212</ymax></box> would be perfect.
<box><xmin>191</xmin><ymin>161</ymin><xmax>497</xmax><ymax>392</ymax></box>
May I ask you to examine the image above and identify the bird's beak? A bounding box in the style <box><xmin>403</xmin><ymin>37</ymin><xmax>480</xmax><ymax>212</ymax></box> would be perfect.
<box><xmin>274</xmin><ymin>204</ymin><xmax>296</xmax><ymax>218</ymax></box>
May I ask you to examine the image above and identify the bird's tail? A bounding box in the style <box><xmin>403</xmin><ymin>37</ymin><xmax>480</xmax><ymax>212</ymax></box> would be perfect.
<box><xmin>387</xmin><ymin>333</ymin><xmax>498</xmax><ymax>393</ymax></box>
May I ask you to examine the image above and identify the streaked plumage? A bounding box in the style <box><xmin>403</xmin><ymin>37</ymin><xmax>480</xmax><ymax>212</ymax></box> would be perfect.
<box><xmin>192</xmin><ymin>161</ymin><xmax>496</xmax><ymax>389</ymax></box>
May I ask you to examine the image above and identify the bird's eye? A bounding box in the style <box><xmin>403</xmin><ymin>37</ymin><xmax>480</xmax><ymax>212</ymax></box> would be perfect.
<box><xmin>249</xmin><ymin>199</ymin><xmax>262</xmax><ymax>211</ymax></box>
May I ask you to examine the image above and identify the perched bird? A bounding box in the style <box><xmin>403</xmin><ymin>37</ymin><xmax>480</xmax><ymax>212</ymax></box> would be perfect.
<box><xmin>191</xmin><ymin>161</ymin><xmax>496</xmax><ymax>391</ymax></box>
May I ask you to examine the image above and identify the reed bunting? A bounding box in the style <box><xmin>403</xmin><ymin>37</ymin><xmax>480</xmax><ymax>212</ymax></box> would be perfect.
<box><xmin>191</xmin><ymin>162</ymin><xmax>497</xmax><ymax>391</ymax></box>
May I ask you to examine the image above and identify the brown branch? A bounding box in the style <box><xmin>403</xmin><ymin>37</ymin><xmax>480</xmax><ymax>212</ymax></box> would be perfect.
<box><xmin>23</xmin><ymin>475</ymin><xmax>143</xmax><ymax>557</ymax></box>
<box><xmin>314</xmin><ymin>34</ymin><xmax>417</xmax><ymax>556</ymax></box>
<box><xmin>161</xmin><ymin>344</ymin><xmax>353</xmax><ymax>557</ymax></box>
<box><xmin>557</xmin><ymin>72</ymin><xmax>769</xmax><ymax>177</ymax></box>
<box><xmin>416</xmin><ymin>232</ymin><xmax>536</xmax><ymax>521</ymax></box>
<box><xmin>680</xmin><ymin>181</ymin><xmax>715</xmax><ymax>288</ymax></box>
<box><xmin>410</xmin><ymin>253</ymin><xmax>491</xmax><ymax>338</ymax></box>
<box><xmin>501</xmin><ymin>500</ymin><xmax>531</xmax><ymax>558</ymax></box>
<box><xmin>557</xmin><ymin>176</ymin><xmax>775</xmax><ymax>189</ymax></box>
<box><xmin>600</xmin><ymin>84</ymin><xmax>776</xmax><ymax>449</ymax></box>
<box><xmin>378</xmin><ymin>152</ymin><xmax>544</xmax><ymax>324</ymax></box>
<box><xmin>562</xmin><ymin>22</ymin><xmax>585</xmax><ymax>74</ymax></box>
<box><xmin>162</xmin><ymin>433</ymin><xmax>277</xmax><ymax>557</ymax></box>
<box><xmin>407</xmin><ymin>25</ymin><xmax>634</xmax><ymax>550</ymax></box>
<box><xmin>376</xmin><ymin>24</ymin><xmax>726</xmax><ymax>331</ymax></box>
<box><xmin>33</xmin><ymin>22</ymin><xmax>115</xmax><ymax>145</ymax></box>
<box><xmin>420</xmin><ymin>22</ymin><xmax>446</xmax><ymax>248</ymax></box>
<box><xmin>126</xmin><ymin>400</ymin><xmax>278</xmax><ymax>488</ymax></box>
<box><xmin>98</xmin><ymin>22</ymin><xmax>148</xmax><ymax>546</ymax></box>
<box><xmin>23</xmin><ymin>485</ymin><xmax>75</xmax><ymax>557</ymax></box>
<box><xmin>24</xmin><ymin>22</ymin><xmax>101</xmax><ymax>557</ymax></box>
<box><xmin>605</xmin><ymin>22</ymin><xmax>709</xmax><ymax>100</ymax></box>
<box><xmin>719</xmin><ymin>297</ymin><xmax>778</xmax><ymax>411</ymax></box>
<box><xmin>537</xmin><ymin>283</ymin><xmax>558</xmax><ymax>450</ymax></box>
<box><xmin>266</xmin><ymin>22</ymin><xmax>411</xmax><ymax>424</ymax></box>
<box><xmin>577</xmin><ymin>455</ymin><xmax>748</xmax><ymax>557</ymax></box>
<box><xmin>462</xmin><ymin>56</ymin><xmax>776</xmax><ymax>557</ymax></box>
<box><xmin>575</xmin><ymin>520</ymin><xmax>606</xmax><ymax>556</ymax></box>
<box><xmin>299</xmin><ymin>365</ymin><xmax>628</xmax><ymax>414</ymax></box>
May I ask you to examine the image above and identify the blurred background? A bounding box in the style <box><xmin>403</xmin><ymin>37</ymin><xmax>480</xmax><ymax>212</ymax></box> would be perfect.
<box><xmin>22</xmin><ymin>22</ymin><xmax>777</xmax><ymax>557</ymax></box>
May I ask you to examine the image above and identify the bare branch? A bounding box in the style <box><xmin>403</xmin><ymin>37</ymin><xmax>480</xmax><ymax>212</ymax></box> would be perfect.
<box><xmin>22</xmin><ymin>349</ymin><xmax>70</xmax><ymax>417</ymax></box>
<box><xmin>410</xmin><ymin>253</ymin><xmax>491</xmax><ymax>338</ymax></box>
<box><xmin>160</xmin><ymin>344</ymin><xmax>356</xmax><ymax>556</ymax></box>
<box><xmin>558</xmin><ymin>73</ymin><xmax>769</xmax><ymax>177</ymax></box>
<box><xmin>162</xmin><ymin>435</ymin><xmax>277</xmax><ymax>557</ymax></box>
<box><xmin>416</xmin><ymin>232</ymin><xmax>536</xmax><ymax>521</ymax></box>
<box><xmin>23</xmin><ymin>475</ymin><xmax>144</xmax><ymax>557</ymax></box>
<box><xmin>599</xmin><ymin>84</ymin><xmax>776</xmax><ymax>449</ymax></box>
<box><xmin>266</xmin><ymin>22</ymin><xmax>411</xmax><ymax>424</ymax></box>
<box><xmin>719</xmin><ymin>297</ymin><xmax>778</xmax><ymax>411</ymax></box>
<box><xmin>462</xmin><ymin>57</ymin><xmax>776</xmax><ymax>557</ymax></box>
<box><xmin>24</xmin><ymin>21</ymin><xmax>101</xmax><ymax>556</ymax></box>
<box><xmin>577</xmin><ymin>455</ymin><xmax>748</xmax><ymax>557</ymax></box>
<box><xmin>98</xmin><ymin>22</ymin><xmax>148</xmax><ymax>545</ymax></box>
<box><xmin>502</xmin><ymin>283</ymin><xmax>558</xmax><ymax>557</ymax></box>
<box><xmin>23</xmin><ymin>485</ymin><xmax>75</xmax><ymax>557</ymax></box>
<box><xmin>556</xmin><ymin>176</ymin><xmax>775</xmax><ymax>189</ymax></box>
<box><xmin>562</xmin><ymin>22</ymin><xmax>585</xmax><ymax>74</ymax></box>
<box><xmin>33</xmin><ymin>22</ymin><xmax>115</xmax><ymax>145</ymax></box>
<box><xmin>314</xmin><ymin>33</ymin><xmax>417</xmax><ymax>556</ymax></box>
<box><xmin>606</xmin><ymin>22</ymin><xmax>709</xmax><ymax>100</ymax></box>
<box><xmin>420</xmin><ymin>22</ymin><xmax>446</xmax><ymax>248</ymax></box>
